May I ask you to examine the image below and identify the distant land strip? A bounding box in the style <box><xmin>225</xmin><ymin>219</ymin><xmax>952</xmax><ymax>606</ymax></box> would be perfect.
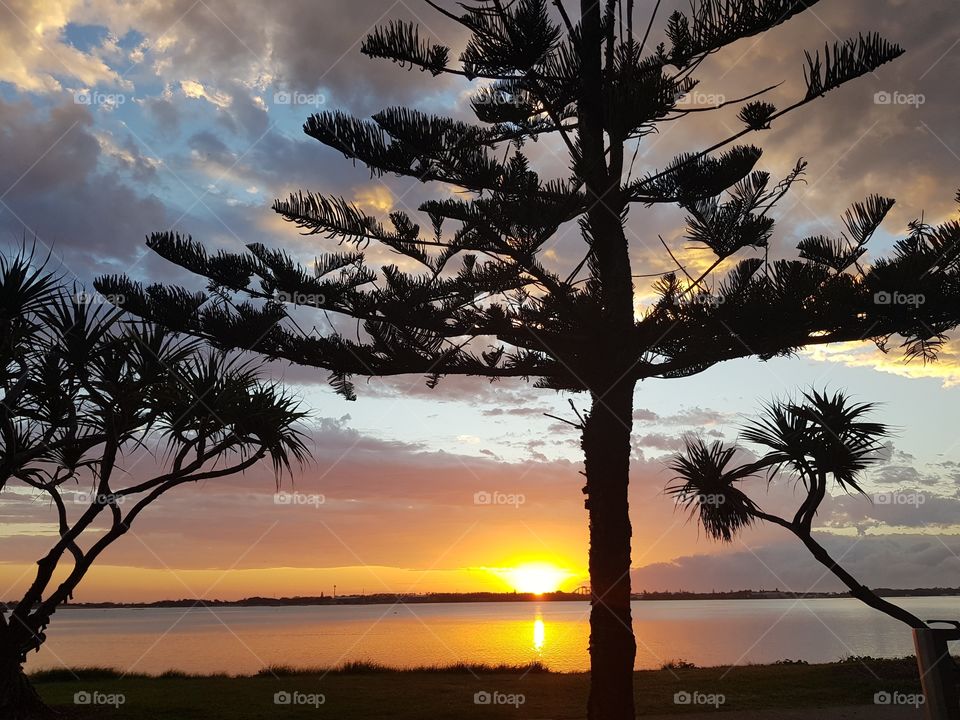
<box><xmin>7</xmin><ymin>587</ymin><xmax>960</xmax><ymax>609</ymax></box>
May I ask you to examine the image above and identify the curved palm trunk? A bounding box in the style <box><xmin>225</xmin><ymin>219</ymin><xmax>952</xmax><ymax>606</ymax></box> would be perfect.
<box><xmin>754</xmin><ymin>510</ymin><xmax>926</xmax><ymax>628</ymax></box>
<box><xmin>795</xmin><ymin>531</ymin><xmax>925</xmax><ymax>628</ymax></box>
<box><xmin>583</xmin><ymin>381</ymin><xmax>637</xmax><ymax>720</ymax></box>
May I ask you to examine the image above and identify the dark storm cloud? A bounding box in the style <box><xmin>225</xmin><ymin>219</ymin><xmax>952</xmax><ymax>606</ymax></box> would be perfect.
<box><xmin>100</xmin><ymin>0</ymin><xmax>469</xmax><ymax>111</ymax></box>
<box><xmin>632</xmin><ymin>533</ymin><xmax>960</xmax><ymax>592</ymax></box>
<box><xmin>0</xmin><ymin>98</ymin><xmax>169</xmax><ymax>278</ymax></box>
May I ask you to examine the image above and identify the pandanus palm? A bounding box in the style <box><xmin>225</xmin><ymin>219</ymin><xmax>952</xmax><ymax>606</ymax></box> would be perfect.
<box><xmin>0</xmin><ymin>249</ymin><xmax>310</xmax><ymax>719</ymax></box>
<box><xmin>667</xmin><ymin>389</ymin><xmax>925</xmax><ymax>628</ymax></box>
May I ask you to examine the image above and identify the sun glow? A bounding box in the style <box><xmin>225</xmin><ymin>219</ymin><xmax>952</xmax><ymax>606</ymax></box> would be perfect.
<box><xmin>500</xmin><ymin>562</ymin><xmax>572</xmax><ymax>594</ymax></box>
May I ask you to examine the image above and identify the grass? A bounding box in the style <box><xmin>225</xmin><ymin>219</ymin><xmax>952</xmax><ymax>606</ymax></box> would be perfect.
<box><xmin>34</xmin><ymin>657</ymin><xmax>923</xmax><ymax>719</ymax></box>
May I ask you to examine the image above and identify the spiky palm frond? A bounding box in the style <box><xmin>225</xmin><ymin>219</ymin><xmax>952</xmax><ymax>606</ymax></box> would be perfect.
<box><xmin>459</xmin><ymin>0</ymin><xmax>562</xmax><ymax>76</ymax></box>
<box><xmin>667</xmin><ymin>438</ymin><xmax>761</xmax><ymax>542</ymax></box>
<box><xmin>842</xmin><ymin>195</ymin><xmax>895</xmax><ymax>246</ymax></box>
<box><xmin>361</xmin><ymin>20</ymin><xmax>449</xmax><ymax>75</ymax></box>
<box><xmin>804</xmin><ymin>34</ymin><xmax>904</xmax><ymax>100</ymax></box>
<box><xmin>797</xmin><ymin>235</ymin><xmax>865</xmax><ymax>272</ymax></box>
<box><xmin>667</xmin><ymin>1</ymin><xmax>825</xmax><ymax>67</ymax></box>
<box><xmin>786</xmin><ymin>390</ymin><xmax>887</xmax><ymax>492</ymax></box>
<box><xmin>632</xmin><ymin>145</ymin><xmax>764</xmax><ymax>205</ymax></box>
<box><xmin>739</xmin><ymin>400</ymin><xmax>816</xmax><ymax>481</ymax></box>
<box><xmin>738</xmin><ymin>101</ymin><xmax>777</xmax><ymax>130</ymax></box>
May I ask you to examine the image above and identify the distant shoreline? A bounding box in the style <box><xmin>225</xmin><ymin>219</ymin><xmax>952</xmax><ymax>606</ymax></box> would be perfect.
<box><xmin>12</xmin><ymin>587</ymin><xmax>960</xmax><ymax>609</ymax></box>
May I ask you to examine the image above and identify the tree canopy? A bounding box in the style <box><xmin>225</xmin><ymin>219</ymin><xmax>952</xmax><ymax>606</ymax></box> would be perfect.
<box><xmin>94</xmin><ymin>0</ymin><xmax>958</xmax><ymax>402</ymax></box>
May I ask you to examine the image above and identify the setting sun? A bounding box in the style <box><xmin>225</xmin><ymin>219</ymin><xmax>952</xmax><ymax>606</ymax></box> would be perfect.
<box><xmin>499</xmin><ymin>563</ymin><xmax>573</xmax><ymax>594</ymax></box>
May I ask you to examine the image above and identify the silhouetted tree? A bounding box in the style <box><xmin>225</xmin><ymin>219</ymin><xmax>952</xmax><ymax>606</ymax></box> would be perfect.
<box><xmin>95</xmin><ymin>2</ymin><xmax>960</xmax><ymax>717</ymax></box>
<box><xmin>0</xmin><ymin>251</ymin><xmax>308</xmax><ymax>719</ymax></box>
<box><xmin>667</xmin><ymin>389</ymin><xmax>925</xmax><ymax>628</ymax></box>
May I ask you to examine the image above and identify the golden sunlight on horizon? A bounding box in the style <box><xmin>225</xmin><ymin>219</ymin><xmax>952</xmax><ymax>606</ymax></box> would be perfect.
<box><xmin>495</xmin><ymin>562</ymin><xmax>575</xmax><ymax>594</ymax></box>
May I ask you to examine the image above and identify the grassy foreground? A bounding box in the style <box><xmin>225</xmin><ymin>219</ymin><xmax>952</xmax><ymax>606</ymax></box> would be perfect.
<box><xmin>35</xmin><ymin>658</ymin><xmax>922</xmax><ymax>719</ymax></box>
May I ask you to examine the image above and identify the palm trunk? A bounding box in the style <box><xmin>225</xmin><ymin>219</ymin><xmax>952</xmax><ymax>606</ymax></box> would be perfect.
<box><xmin>583</xmin><ymin>381</ymin><xmax>637</xmax><ymax>720</ymax></box>
<box><xmin>0</xmin><ymin>655</ymin><xmax>53</xmax><ymax>720</ymax></box>
<box><xmin>796</xmin><ymin>532</ymin><xmax>925</xmax><ymax>628</ymax></box>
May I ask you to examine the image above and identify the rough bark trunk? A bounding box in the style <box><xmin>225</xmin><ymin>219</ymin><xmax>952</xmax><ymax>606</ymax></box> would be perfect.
<box><xmin>583</xmin><ymin>380</ymin><xmax>637</xmax><ymax>720</ymax></box>
<box><xmin>0</xmin><ymin>655</ymin><xmax>54</xmax><ymax>720</ymax></box>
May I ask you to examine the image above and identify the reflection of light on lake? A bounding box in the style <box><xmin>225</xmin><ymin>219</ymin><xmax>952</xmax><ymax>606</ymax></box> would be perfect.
<box><xmin>533</xmin><ymin>615</ymin><xmax>545</xmax><ymax>652</ymax></box>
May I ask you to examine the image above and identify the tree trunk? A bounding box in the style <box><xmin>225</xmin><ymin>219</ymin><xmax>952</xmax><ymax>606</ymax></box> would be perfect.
<box><xmin>0</xmin><ymin>655</ymin><xmax>54</xmax><ymax>720</ymax></box>
<box><xmin>796</xmin><ymin>532</ymin><xmax>926</xmax><ymax>628</ymax></box>
<box><xmin>583</xmin><ymin>380</ymin><xmax>637</xmax><ymax>720</ymax></box>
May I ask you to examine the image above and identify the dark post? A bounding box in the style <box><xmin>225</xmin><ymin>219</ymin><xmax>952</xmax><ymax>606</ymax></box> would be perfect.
<box><xmin>913</xmin><ymin>621</ymin><xmax>960</xmax><ymax>720</ymax></box>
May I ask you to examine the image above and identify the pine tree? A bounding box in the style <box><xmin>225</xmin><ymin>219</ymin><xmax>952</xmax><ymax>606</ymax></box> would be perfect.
<box><xmin>96</xmin><ymin>2</ymin><xmax>960</xmax><ymax>718</ymax></box>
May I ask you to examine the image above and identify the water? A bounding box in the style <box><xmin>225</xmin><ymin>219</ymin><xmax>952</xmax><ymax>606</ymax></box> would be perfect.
<box><xmin>25</xmin><ymin>597</ymin><xmax>958</xmax><ymax>675</ymax></box>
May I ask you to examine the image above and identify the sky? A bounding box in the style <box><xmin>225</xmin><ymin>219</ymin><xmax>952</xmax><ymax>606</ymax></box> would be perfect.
<box><xmin>1</xmin><ymin>0</ymin><xmax>960</xmax><ymax>602</ymax></box>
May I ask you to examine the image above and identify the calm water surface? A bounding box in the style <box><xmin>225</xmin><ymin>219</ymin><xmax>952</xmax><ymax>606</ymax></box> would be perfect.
<box><xmin>26</xmin><ymin>597</ymin><xmax>958</xmax><ymax>675</ymax></box>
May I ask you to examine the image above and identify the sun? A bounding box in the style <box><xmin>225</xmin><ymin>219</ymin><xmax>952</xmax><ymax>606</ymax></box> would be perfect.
<box><xmin>501</xmin><ymin>562</ymin><xmax>572</xmax><ymax>594</ymax></box>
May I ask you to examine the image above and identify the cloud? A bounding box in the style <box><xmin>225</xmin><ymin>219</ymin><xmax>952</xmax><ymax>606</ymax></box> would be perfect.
<box><xmin>0</xmin><ymin>97</ymin><xmax>169</xmax><ymax>278</ymax></box>
<box><xmin>632</xmin><ymin>533</ymin><xmax>960</xmax><ymax>592</ymax></box>
<box><xmin>0</xmin><ymin>0</ymin><xmax>125</xmax><ymax>93</ymax></box>
<box><xmin>803</xmin><ymin>341</ymin><xmax>960</xmax><ymax>388</ymax></box>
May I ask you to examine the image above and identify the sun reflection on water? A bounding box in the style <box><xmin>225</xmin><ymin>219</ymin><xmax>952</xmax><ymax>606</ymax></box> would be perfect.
<box><xmin>533</xmin><ymin>614</ymin><xmax>545</xmax><ymax>652</ymax></box>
